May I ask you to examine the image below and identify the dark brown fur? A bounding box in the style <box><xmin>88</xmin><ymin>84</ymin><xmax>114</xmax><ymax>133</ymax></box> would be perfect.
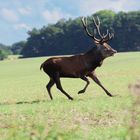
<box><xmin>40</xmin><ymin>17</ymin><xmax>117</xmax><ymax>100</ymax></box>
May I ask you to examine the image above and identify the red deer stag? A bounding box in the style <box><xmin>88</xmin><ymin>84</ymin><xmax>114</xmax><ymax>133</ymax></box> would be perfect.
<box><xmin>40</xmin><ymin>16</ymin><xmax>117</xmax><ymax>100</ymax></box>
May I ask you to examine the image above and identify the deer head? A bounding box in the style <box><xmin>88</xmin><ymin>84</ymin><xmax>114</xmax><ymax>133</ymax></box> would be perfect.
<box><xmin>81</xmin><ymin>16</ymin><xmax>117</xmax><ymax>58</ymax></box>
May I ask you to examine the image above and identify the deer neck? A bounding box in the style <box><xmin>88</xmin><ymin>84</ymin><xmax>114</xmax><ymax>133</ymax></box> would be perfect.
<box><xmin>84</xmin><ymin>47</ymin><xmax>104</xmax><ymax>70</ymax></box>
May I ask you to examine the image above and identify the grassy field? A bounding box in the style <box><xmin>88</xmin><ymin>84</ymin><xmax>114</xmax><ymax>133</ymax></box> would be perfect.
<box><xmin>0</xmin><ymin>52</ymin><xmax>140</xmax><ymax>140</ymax></box>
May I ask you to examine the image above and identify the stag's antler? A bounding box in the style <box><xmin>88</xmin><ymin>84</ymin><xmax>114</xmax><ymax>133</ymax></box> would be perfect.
<box><xmin>82</xmin><ymin>16</ymin><xmax>114</xmax><ymax>43</ymax></box>
<box><xmin>92</xmin><ymin>16</ymin><xmax>114</xmax><ymax>42</ymax></box>
<box><xmin>81</xmin><ymin>17</ymin><xmax>100</xmax><ymax>42</ymax></box>
<box><xmin>103</xmin><ymin>32</ymin><xmax>114</xmax><ymax>42</ymax></box>
<box><xmin>92</xmin><ymin>16</ymin><xmax>104</xmax><ymax>38</ymax></box>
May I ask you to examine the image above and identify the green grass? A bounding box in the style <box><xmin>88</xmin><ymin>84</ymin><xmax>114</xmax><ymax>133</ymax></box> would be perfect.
<box><xmin>0</xmin><ymin>52</ymin><xmax>140</xmax><ymax>140</ymax></box>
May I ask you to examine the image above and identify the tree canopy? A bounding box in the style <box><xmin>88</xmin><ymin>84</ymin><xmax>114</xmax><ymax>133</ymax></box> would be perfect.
<box><xmin>21</xmin><ymin>10</ymin><xmax>140</xmax><ymax>57</ymax></box>
<box><xmin>1</xmin><ymin>10</ymin><xmax>140</xmax><ymax>59</ymax></box>
<box><xmin>0</xmin><ymin>44</ymin><xmax>12</xmax><ymax>60</ymax></box>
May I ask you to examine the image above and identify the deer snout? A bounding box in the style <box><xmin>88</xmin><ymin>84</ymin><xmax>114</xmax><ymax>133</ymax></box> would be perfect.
<box><xmin>113</xmin><ymin>49</ymin><xmax>117</xmax><ymax>53</ymax></box>
<box><xmin>111</xmin><ymin>49</ymin><xmax>117</xmax><ymax>55</ymax></box>
<box><xmin>110</xmin><ymin>49</ymin><xmax>117</xmax><ymax>56</ymax></box>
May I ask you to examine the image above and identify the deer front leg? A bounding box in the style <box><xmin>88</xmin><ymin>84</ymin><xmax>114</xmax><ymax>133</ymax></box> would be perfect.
<box><xmin>88</xmin><ymin>72</ymin><xmax>113</xmax><ymax>97</ymax></box>
<box><xmin>78</xmin><ymin>77</ymin><xmax>90</xmax><ymax>94</ymax></box>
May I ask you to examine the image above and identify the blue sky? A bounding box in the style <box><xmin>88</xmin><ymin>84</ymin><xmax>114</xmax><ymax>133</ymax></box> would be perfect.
<box><xmin>0</xmin><ymin>0</ymin><xmax>140</xmax><ymax>45</ymax></box>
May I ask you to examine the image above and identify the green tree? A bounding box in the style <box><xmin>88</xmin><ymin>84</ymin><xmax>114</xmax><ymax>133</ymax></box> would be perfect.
<box><xmin>21</xmin><ymin>10</ymin><xmax>140</xmax><ymax>58</ymax></box>
<box><xmin>11</xmin><ymin>41</ymin><xmax>26</xmax><ymax>54</ymax></box>
<box><xmin>0</xmin><ymin>44</ymin><xmax>12</xmax><ymax>60</ymax></box>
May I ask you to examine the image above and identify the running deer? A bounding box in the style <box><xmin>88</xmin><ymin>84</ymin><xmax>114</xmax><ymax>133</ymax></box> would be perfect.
<box><xmin>40</xmin><ymin>16</ymin><xmax>117</xmax><ymax>100</ymax></box>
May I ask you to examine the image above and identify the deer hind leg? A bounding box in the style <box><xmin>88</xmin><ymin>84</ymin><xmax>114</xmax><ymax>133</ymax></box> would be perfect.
<box><xmin>78</xmin><ymin>77</ymin><xmax>90</xmax><ymax>94</ymax></box>
<box><xmin>53</xmin><ymin>73</ymin><xmax>73</xmax><ymax>100</ymax></box>
<box><xmin>46</xmin><ymin>78</ymin><xmax>55</xmax><ymax>100</ymax></box>
<box><xmin>88</xmin><ymin>73</ymin><xmax>113</xmax><ymax>97</ymax></box>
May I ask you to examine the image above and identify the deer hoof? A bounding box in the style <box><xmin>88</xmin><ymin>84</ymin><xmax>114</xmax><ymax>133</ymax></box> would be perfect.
<box><xmin>68</xmin><ymin>97</ymin><xmax>73</xmax><ymax>100</ymax></box>
<box><xmin>78</xmin><ymin>90</ymin><xmax>85</xmax><ymax>94</ymax></box>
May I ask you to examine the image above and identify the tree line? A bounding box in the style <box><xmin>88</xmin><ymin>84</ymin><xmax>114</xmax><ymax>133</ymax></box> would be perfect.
<box><xmin>1</xmin><ymin>10</ymin><xmax>140</xmax><ymax>59</ymax></box>
<box><xmin>0</xmin><ymin>44</ymin><xmax>12</xmax><ymax>60</ymax></box>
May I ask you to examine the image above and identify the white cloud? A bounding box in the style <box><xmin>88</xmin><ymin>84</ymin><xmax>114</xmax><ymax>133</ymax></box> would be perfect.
<box><xmin>18</xmin><ymin>7</ymin><xmax>32</xmax><ymax>16</ymax></box>
<box><xmin>42</xmin><ymin>9</ymin><xmax>71</xmax><ymax>24</ymax></box>
<box><xmin>1</xmin><ymin>8</ymin><xmax>19</xmax><ymax>23</ymax></box>
<box><xmin>79</xmin><ymin>0</ymin><xmax>139</xmax><ymax>16</ymax></box>
<box><xmin>14</xmin><ymin>23</ymin><xmax>31</xmax><ymax>30</ymax></box>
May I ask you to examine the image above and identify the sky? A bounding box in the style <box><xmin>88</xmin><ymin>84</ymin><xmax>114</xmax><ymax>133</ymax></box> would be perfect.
<box><xmin>0</xmin><ymin>0</ymin><xmax>140</xmax><ymax>45</ymax></box>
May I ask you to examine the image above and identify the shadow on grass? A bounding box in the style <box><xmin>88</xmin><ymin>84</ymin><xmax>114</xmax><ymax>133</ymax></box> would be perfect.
<box><xmin>0</xmin><ymin>95</ymin><xmax>121</xmax><ymax>106</ymax></box>
<box><xmin>0</xmin><ymin>99</ymin><xmax>47</xmax><ymax>106</ymax></box>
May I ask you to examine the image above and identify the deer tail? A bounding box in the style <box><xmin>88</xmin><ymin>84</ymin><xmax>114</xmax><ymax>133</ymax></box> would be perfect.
<box><xmin>40</xmin><ymin>62</ymin><xmax>44</xmax><ymax>70</ymax></box>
